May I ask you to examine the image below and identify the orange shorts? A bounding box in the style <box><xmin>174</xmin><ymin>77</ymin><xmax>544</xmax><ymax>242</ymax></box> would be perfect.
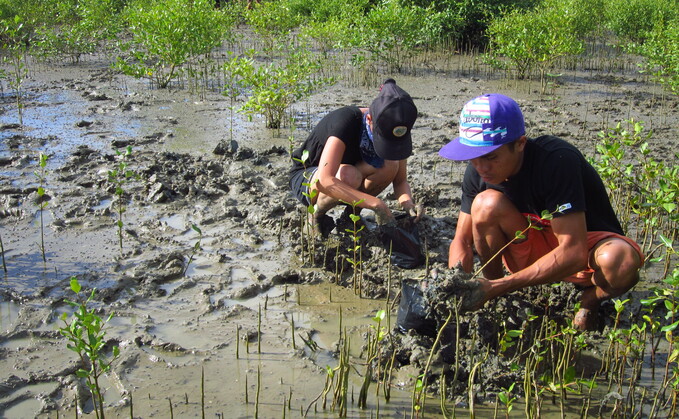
<box><xmin>501</xmin><ymin>217</ymin><xmax>643</xmax><ymax>286</ymax></box>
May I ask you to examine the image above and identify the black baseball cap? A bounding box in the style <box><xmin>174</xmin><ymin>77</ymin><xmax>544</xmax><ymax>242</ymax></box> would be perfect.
<box><xmin>369</xmin><ymin>79</ymin><xmax>417</xmax><ymax>160</ymax></box>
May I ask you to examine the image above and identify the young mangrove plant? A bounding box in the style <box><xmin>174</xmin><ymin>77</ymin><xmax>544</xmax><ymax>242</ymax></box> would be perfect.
<box><xmin>221</xmin><ymin>53</ymin><xmax>252</xmax><ymax>141</ymax></box>
<box><xmin>352</xmin><ymin>0</ymin><xmax>441</xmax><ymax>75</ymax></box>
<box><xmin>358</xmin><ymin>309</ymin><xmax>386</xmax><ymax>409</ymax></box>
<box><xmin>59</xmin><ymin>277</ymin><xmax>120</xmax><ymax>419</ymax></box>
<box><xmin>33</xmin><ymin>0</ymin><xmax>123</xmax><ymax>63</ymax></box>
<box><xmin>0</xmin><ymin>231</ymin><xmax>6</xmax><ymax>273</ymax></box>
<box><xmin>591</xmin><ymin>119</ymin><xmax>678</xmax><ymax>274</ymax></box>
<box><xmin>184</xmin><ymin>224</ymin><xmax>202</xmax><ymax>276</ymax></box>
<box><xmin>637</xmin><ymin>16</ymin><xmax>679</xmax><ymax>95</ymax></box>
<box><xmin>292</xmin><ymin>149</ymin><xmax>319</xmax><ymax>265</ymax></box>
<box><xmin>238</xmin><ymin>47</ymin><xmax>333</xmax><ymax>129</ymax></box>
<box><xmin>340</xmin><ymin>199</ymin><xmax>365</xmax><ymax>295</ymax></box>
<box><xmin>34</xmin><ymin>152</ymin><xmax>49</xmax><ymax>263</ymax></box>
<box><xmin>486</xmin><ymin>0</ymin><xmax>587</xmax><ymax>93</ymax></box>
<box><xmin>497</xmin><ymin>382</ymin><xmax>518</xmax><ymax>418</ymax></box>
<box><xmin>115</xmin><ymin>0</ymin><xmax>230</xmax><ymax>89</ymax></box>
<box><xmin>1</xmin><ymin>15</ymin><xmax>30</xmax><ymax>125</ymax></box>
<box><xmin>107</xmin><ymin>146</ymin><xmax>138</xmax><ymax>256</ymax></box>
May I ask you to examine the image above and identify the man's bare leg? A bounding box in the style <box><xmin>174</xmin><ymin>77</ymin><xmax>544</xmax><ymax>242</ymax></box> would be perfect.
<box><xmin>470</xmin><ymin>189</ymin><xmax>529</xmax><ymax>279</ymax></box>
<box><xmin>574</xmin><ymin>238</ymin><xmax>641</xmax><ymax>330</ymax></box>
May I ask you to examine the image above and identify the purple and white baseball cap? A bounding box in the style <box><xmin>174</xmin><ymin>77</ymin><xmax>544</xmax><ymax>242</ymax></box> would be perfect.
<box><xmin>439</xmin><ymin>94</ymin><xmax>525</xmax><ymax>161</ymax></box>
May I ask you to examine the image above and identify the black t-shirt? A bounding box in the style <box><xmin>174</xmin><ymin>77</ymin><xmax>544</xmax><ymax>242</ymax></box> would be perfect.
<box><xmin>460</xmin><ymin>135</ymin><xmax>623</xmax><ymax>234</ymax></box>
<box><xmin>290</xmin><ymin>106</ymin><xmax>364</xmax><ymax>173</ymax></box>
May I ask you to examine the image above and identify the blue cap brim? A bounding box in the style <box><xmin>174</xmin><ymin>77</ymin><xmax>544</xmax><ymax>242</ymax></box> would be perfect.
<box><xmin>438</xmin><ymin>138</ymin><xmax>503</xmax><ymax>161</ymax></box>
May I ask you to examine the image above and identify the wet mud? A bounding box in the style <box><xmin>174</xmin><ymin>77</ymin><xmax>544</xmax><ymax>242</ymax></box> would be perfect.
<box><xmin>0</xmin><ymin>52</ymin><xmax>677</xmax><ymax>418</ymax></box>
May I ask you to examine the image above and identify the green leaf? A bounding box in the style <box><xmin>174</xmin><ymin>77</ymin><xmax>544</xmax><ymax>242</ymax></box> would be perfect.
<box><xmin>70</xmin><ymin>277</ymin><xmax>81</xmax><ymax>294</ymax></box>
<box><xmin>659</xmin><ymin>234</ymin><xmax>673</xmax><ymax>248</ymax></box>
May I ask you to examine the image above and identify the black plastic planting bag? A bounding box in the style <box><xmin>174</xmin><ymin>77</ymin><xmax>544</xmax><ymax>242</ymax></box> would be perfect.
<box><xmin>378</xmin><ymin>214</ymin><xmax>424</xmax><ymax>269</ymax></box>
<box><xmin>397</xmin><ymin>279</ymin><xmax>437</xmax><ymax>337</ymax></box>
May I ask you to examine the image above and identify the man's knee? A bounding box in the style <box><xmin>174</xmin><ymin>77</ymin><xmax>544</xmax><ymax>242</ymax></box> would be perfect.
<box><xmin>470</xmin><ymin>189</ymin><xmax>510</xmax><ymax>221</ymax></box>
<box><xmin>591</xmin><ymin>239</ymin><xmax>641</xmax><ymax>295</ymax></box>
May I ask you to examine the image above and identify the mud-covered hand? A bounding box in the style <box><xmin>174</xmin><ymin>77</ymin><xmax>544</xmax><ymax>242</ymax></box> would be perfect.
<box><xmin>402</xmin><ymin>202</ymin><xmax>425</xmax><ymax>222</ymax></box>
<box><xmin>374</xmin><ymin>205</ymin><xmax>395</xmax><ymax>226</ymax></box>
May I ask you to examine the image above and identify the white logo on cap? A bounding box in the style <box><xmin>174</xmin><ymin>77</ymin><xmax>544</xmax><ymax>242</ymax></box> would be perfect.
<box><xmin>392</xmin><ymin>126</ymin><xmax>408</xmax><ymax>137</ymax></box>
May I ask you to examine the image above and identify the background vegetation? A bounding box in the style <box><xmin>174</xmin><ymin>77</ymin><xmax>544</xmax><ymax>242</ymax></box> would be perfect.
<box><xmin>1</xmin><ymin>0</ymin><xmax>677</xmax><ymax>99</ymax></box>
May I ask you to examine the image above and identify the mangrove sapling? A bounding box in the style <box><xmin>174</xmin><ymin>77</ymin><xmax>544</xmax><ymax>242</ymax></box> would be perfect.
<box><xmin>292</xmin><ymin>150</ymin><xmax>319</xmax><ymax>265</ymax></box>
<box><xmin>257</xmin><ymin>304</ymin><xmax>262</xmax><ymax>354</ymax></box>
<box><xmin>115</xmin><ymin>0</ymin><xmax>228</xmax><ymax>89</ymax></box>
<box><xmin>486</xmin><ymin>3</ymin><xmax>583</xmax><ymax>90</ymax></box>
<box><xmin>221</xmin><ymin>54</ymin><xmax>252</xmax><ymax>142</ymax></box>
<box><xmin>412</xmin><ymin>310</ymin><xmax>454</xmax><ymax>416</ymax></box>
<box><xmin>34</xmin><ymin>152</ymin><xmax>49</xmax><ymax>263</ymax></box>
<box><xmin>340</xmin><ymin>199</ymin><xmax>365</xmax><ymax>295</ymax></box>
<box><xmin>107</xmin><ymin>146</ymin><xmax>138</xmax><ymax>255</ymax></box>
<box><xmin>184</xmin><ymin>224</ymin><xmax>203</xmax><ymax>276</ymax></box>
<box><xmin>0</xmin><ymin>232</ymin><xmax>6</xmax><ymax>273</ymax></box>
<box><xmin>497</xmin><ymin>382</ymin><xmax>518</xmax><ymax>418</ymax></box>
<box><xmin>237</xmin><ymin>47</ymin><xmax>333</xmax><ymax>129</ymax></box>
<box><xmin>59</xmin><ymin>277</ymin><xmax>120</xmax><ymax>419</ymax></box>
<box><xmin>1</xmin><ymin>16</ymin><xmax>29</xmax><ymax>125</ymax></box>
<box><xmin>201</xmin><ymin>366</ymin><xmax>206</xmax><ymax>419</ymax></box>
<box><xmin>358</xmin><ymin>310</ymin><xmax>386</xmax><ymax>409</ymax></box>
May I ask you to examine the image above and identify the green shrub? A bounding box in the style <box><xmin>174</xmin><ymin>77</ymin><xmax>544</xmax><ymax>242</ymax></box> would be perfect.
<box><xmin>244</xmin><ymin>0</ymin><xmax>303</xmax><ymax>51</ymax></box>
<box><xmin>115</xmin><ymin>0</ymin><xmax>231</xmax><ymax>88</ymax></box>
<box><xmin>286</xmin><ymin>0</ymin><xmax>370</xmax><ymax>22</ymax></box>
<box><xmin>33</xmin><ymin>0</ymin><xmax>124</xmax><ymax>62</ymax></box>
<box><xmin>487</xmin><ymin>1</ymin><xmax>583</xmax><ymax>91</ymax></box>
<box><xmin>299</xmin><ymin>18</ymin><xmax>355</xmax><ymax>58</ymax></box>
<box><xmin>604</xmin><ymin>0</ymin><xmax>677</xmax><ymax>44</ymax></box>
<box><xmin>352</xmin><ymin>0</ymin><xmax>442</xmax><ymax>73</ymax></box>
<box><xmin>404</xmin><ymin>0</ymin><xmax>538</xmax><ymax>47</ymax></box>
<box><xmin>638</xmin><ymin>17</ymin><xmax>679</xmax><ymax>94</ymax></box>
<box><xmin>237</xmin><ymin>48</ymin><xmax>333</xmax><ymax>129</ymax></box>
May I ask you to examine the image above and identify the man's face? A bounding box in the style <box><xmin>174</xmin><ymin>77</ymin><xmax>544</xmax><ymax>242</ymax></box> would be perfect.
<box><xmin>469</xmin><ymin>137</ymin><xmax>526</xmax><ymax>184</ymax></box>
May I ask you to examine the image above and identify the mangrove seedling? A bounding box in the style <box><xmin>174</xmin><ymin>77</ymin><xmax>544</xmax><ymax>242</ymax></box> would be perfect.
<box><xmin>0</xmin><ymin>231</ymin><xmax>6</xmax><ymax>273</ymax></box>
<box><xmin>1</xmin><ymin>16</ymin><xmax>29</xmax><ymax>125</ymax></box>
<box><xmin>498</xmin><ymin>382</ymin><xmax>518</xmax><ymax>418</ymax></box>
<box><xmin>184</xmin><ymin>224</ymin><xmax>202</xmax><ymax>276</ymax></box>
<box><xmin>292</xmin><ymin>149</ymin><xmax>319</xmax><ymax>265</ymax></box>
<box><xmin>358</xmin><ymin>310</ymin><xmax>386</xmax><ymax>409</ymax></box>
<box><xmin>107</xmin><ymin>146</ymin><xmax>138</xmax><ymax>256</ymax></box>
<box><xmin>340</xmin><ymin>199</ymin><xmax>365</xmax><ymax>295</ymax></box>
<box><xmin>59</xmin><ymin>277</ymin><xmax>120</xmax><ymax>419</ymax></box>
<box><xmin>34</xmin><ymin>152</ymin><xmax>49</xmax><ymax>263</ymax></box>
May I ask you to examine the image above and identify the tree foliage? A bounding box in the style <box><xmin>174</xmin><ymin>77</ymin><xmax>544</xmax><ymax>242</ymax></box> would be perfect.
<box><xmin>115</xmin><ymin>0</ymin><xmax>232</xmax><ymax>88</ymax></box>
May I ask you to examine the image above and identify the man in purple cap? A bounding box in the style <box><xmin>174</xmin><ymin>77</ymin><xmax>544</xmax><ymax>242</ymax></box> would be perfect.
<box><xmin>290</xmin><ymin>79</ymin><xmax>423</xmax><ymax>235</ymax></box>
<box><xmin>439</xmin><ymin>93</ymin><xmax>643</xmax><ymax>330</ymax></box>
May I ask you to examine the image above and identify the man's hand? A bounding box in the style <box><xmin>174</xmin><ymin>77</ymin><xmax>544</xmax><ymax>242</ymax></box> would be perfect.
<box><xmin>374</xmin><ymin>204</ymin><xmax>395</xmax><ymax>225</ymax></box>
<box><xmin>406</xmin><ymin>203</ymin><xmax>425</xmax><ymax>222</ymax></box>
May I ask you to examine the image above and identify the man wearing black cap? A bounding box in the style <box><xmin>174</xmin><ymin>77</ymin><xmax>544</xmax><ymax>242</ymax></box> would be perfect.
<box><xmin>439</xmin><ymin>93</ymin><xmax>643</xmax><ymax>331</ymax></box>
<box><xmin>290</xmin><ymin>79</ymin><xmax>423</xmax><ymax>234</ymax></box>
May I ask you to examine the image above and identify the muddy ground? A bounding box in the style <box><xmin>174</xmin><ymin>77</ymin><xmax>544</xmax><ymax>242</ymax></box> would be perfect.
<box><xmin>0</xmin><ymin>51</ymin><xmax>677</xmax><ymax>418</ymax></box>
